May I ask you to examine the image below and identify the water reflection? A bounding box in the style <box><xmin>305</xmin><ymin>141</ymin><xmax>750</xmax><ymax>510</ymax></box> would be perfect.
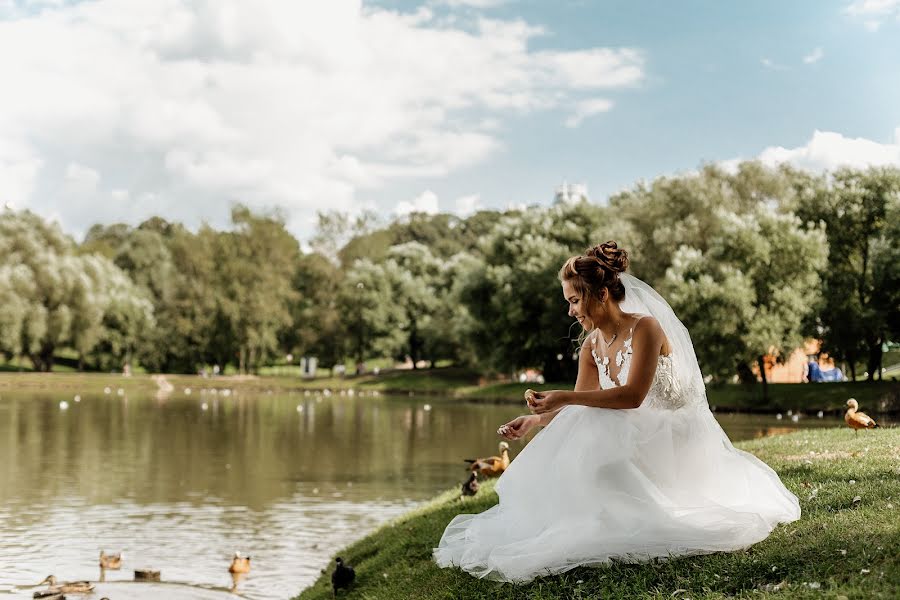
<box><xmin>0</xmin><ymin>390</ymin><xmax>861</xmax><ymax>599</ymax></box>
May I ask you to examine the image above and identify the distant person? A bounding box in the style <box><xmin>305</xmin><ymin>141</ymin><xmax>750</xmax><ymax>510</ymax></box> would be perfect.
<box><xmin>807</xmin><ymin>360</ymin><xmax>823</xmax><ymax>382</ymax></box>
<box><xmin>434</xmin><ymin>241</ymin><xmax>799</xmax><ymax>583</ymax></box>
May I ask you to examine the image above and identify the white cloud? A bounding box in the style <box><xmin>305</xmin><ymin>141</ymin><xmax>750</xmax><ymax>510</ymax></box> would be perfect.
<box><xmin>454</xmin><ymin>193</ymin><xmax>482</xmax><ymax>216</ymax></box>
<box><xmin>438</xmin><ymin>0</ymin><xmax>506</xmax><ymax>7</ymax></box>
<box><xmin>761</xmin><ymin>57</ymin><xmax>788</xmax><ymax>71</ymax></box>
<box><xmin>802</xmin><ymin>47</ymin><xmax>824</xmax><ymax>64</ymax></box>
<box><xmin>395</xmin><ymin>189</ymin><xmax>440</xmax><ymax>217</ymax></box>
<box><xmin>64</xmin><ymin>162</ymin><xmax>101</xmax><ymax>194</ymax></box>
<box><xmin>0</xmin><ymin>0</ymin><xmax>644</xmax><ymax>239</ymax></box>
<box><xmin>0</xmin><ymin>139</ymin><xmax>42</xmax><ymax>206</ymax></box>
<box><xmin>845</xmin><ymin>0</ymin><xmax>900</xmax><ymax>28</ymax></box>
<box><xmin>755</xmin><ymin>128</ymin><xmax>900</xmax><ymax>171</ymax></box>
<box><xmin>564</xmin><ymin>97</ymin><xmax>614</xmax><ymax>128</ymax></box>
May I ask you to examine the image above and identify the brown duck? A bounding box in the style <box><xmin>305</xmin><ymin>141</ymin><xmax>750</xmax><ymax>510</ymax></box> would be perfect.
<box><xmin>99</xmin><ymin>550</ymin><xmax>122</xmax><ymax>570</ymax></box>
<box><xmin>228</xmin><ymin>551</ymin><xmax>251</xmax><ymax>574</ymax></box>
<box><xmin>844</xmin><ymin>398</ymin><xmax>879</xmax><ymax>433</ymax></box>
<box><xmin>464</xmin><ymin>441</ymin><xmax>510</xmax><ymax>478</ymax></box>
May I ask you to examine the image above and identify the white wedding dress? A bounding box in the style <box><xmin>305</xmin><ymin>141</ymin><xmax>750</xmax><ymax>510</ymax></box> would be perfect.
<box><xmin>433</xmin><ymin>275</ymin><xmax>800</xmax><ymax>583</ymax></box>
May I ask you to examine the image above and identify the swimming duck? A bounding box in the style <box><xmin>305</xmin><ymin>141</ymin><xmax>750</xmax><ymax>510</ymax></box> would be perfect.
<box><xmin>228</xmin><ymin>551</ymin><xmax>251</xmax><ymax>574</ymax></box>
<box><xmin>845</xmin><ymin>398</ymin><xmax>879</xmax><ymax>433</ymax></box>
<box><xmin>38</xmin><ymin>575</ymin><xmax>94</xmax><ymax>594</ymax></box>
<box><xmin>99</xmin><ymin>550</ymin><xmax>122</xmax><ymax>569</ymax></box>
<box><xmin>464</xmin><ymin>441</ymin><xmax>510</xmax><ymax>478</ymax></box>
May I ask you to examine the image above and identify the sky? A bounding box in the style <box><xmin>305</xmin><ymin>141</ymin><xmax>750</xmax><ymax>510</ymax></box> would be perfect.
<box><xmin>1</xmin><ymin>0</ymin><xmax>899</xmax><ymax>243</ymax></box>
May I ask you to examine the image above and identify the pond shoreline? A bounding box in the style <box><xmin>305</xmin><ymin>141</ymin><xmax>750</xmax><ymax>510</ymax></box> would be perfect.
<box><xmin>1</xmin><ymin>372</ymin><xmax>897</xmax><ymax>414</ymax></box>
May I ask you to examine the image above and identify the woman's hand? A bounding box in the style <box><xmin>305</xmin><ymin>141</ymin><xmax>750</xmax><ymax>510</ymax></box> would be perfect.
<box><xmin>527</xmin><ymin>390</ymin><xmax>570</xmax><ymax>414</ymax></box>
<box><xmin>497</xmin><ymin>415</ymin><xmax>539</xmax><ymax>440</ymax></box>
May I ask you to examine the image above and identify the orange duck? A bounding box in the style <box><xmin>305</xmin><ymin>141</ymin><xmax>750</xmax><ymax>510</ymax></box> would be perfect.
<box><xmin>229</xmin><ymin>551</ymin><xmax>251</xmax><ymax>574</ymax></box>
<box><xmin>845</xmin><ymin>398</ymin><xmax>879</xmax><ymax>433</ymax></box>
<box><xmin>464</xmin><ymin>441</ymin><xmax>510</xmax><ymax>478</ymax></box>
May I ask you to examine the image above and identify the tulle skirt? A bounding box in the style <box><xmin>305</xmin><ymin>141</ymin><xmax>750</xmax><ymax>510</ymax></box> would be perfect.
<box><xmin>433</xmin><ymin>403</ymin><xmax>800</xmax><ymax>582</ymax></box>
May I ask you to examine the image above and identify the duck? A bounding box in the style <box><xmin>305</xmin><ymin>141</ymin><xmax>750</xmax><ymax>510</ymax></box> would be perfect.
<box><xmin>99</xmin><ymin>550</ymin><xmax>122</xmax><ymax>570</ymax></box>
<box><xmin>38</xmin><ymin>575</ymin><xmax>94</xmax><ymax>594</ymax></box>
<box><xmin>464</xmin><ymin>441</ymin><xmax>510</xmax><ymax>478</ymax></box>
<box><xmin>331</xmin><ymin>557</ymin><xmax>355</xmax><ymax>596</ymax></box>
<box><xmin>461</xmin><ymin>471</ymin><xmax>480</xmax><ymax>497</ymax></box>
<box><xmin>845</xmin><ymin>398</ymin><xmax>879</xmax><ymax>433</ymax></box>
<box><xmin>228</xmin><ymin>551</ymin><xmax>251</xmax><ymax>574</ymax></box>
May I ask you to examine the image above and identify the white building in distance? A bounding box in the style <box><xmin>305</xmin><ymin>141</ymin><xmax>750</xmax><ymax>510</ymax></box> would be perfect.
<box><xmin>554</xmin><ymin>181</ymin><xmax>589</xmax><ymax>204</ymax></box>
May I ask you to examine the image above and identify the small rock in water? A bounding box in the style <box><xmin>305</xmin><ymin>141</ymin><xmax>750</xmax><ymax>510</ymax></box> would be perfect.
<box><xmin>135</xmin><ymin>569</ymin><xmax>161</xmax><ymax>581</ymax></box>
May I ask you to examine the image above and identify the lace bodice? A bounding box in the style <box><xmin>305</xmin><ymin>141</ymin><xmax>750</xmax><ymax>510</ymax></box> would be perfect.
<box><xmin>590</xmin><ymin>323</ymin><xmax>690</xmax><ymax>410</ymax></box>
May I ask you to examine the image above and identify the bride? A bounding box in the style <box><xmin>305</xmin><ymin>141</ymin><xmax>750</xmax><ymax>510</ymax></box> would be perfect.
<box><xmin>433</xmin><ymin>241</ymin><xmax>800</xmax><ymax>583</ymax></box>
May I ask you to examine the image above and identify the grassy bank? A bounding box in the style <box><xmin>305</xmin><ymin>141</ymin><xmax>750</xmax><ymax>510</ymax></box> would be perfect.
<box><xmin>0</xmin><ymin>370</ymin><xmax>897</xmax><ymax>414</ymax></box>
<box><xmin>296</xmin><ymin>428</ymin><xmax>899</xmax><ymax>599</ymax></box>
<box><xmin>462</xmin><ymin>380</ymin><xmax>900</xmax><ymax>414</ymax></box>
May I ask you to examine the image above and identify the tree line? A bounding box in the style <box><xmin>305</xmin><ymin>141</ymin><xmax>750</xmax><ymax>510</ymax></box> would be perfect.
<box><xmin>1</xmin><ymin>162</ymin><xmax>897</xmax><ymax>383</ymax></box>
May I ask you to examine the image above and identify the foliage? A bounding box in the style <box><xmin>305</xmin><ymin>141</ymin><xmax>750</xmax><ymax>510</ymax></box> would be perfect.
<box><xmin>610</xmin><ymin>162</ymin><xmax>807</xmax><ymax>284</ymax></box>
<box><xmin>663</xmin><ymin>209</ymin><xmax>827</xmax><ymax>383</ymax></box>
<box><xmin>796</xmin><ymin>167</ymin><xmax>900</xmax><ymax>380</ymax></box>
<box><xmin>458</xmin><ymin>201</ymin><xmax>619</xmax><ymax>380</ymax></box>
<box><xmin>2</xmin><ymin>162</ymin><xmax>897</xmax><ymax>379</ymax></box>
<box><xmin>0</xmin><ymin>210</ymin><xmax>152</xmax><ymax>370</ymax></box>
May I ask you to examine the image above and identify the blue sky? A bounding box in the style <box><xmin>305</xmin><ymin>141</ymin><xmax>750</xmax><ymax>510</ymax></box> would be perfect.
<box><xmin>368</xmin><ymin>0</ymin><xmax>900</xmax><ymax>211</ymax></box>
<box><xmin>1</xmin><ymin>0</ymin><xmax>898</xmax><ymax>241</ymax></box>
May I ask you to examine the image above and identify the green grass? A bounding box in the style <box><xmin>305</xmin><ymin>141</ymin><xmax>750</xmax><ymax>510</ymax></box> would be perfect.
<box><xmin>296</xmin><ymin>428</ymin><xmax>900</xmax><ymax>600</ymax></box>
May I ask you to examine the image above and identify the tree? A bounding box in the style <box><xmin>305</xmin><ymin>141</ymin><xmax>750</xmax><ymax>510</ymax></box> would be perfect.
<box><xmin>214</xmin><ymin>205</ymin><xmax>301</xmax><ymax>373</ymax></box>
<box><xmin>663</xmin><ymin>208</ymin><xmax>827</xmax><ymax>393</ymax></box>
<box><xmin>611</xmin><ymin>162</ymin><xmax>808</xmax><ymax>284</ymax></box>
<box><xmin>459</xmin><ymin>201</ymin><xmax>619</xmax><ymax>380</ymax></box>
<box><xmin>0</xmin><ymin>210</ymin><xmax>152</xmax><ymax>371</ymax></box>
<box><xmin>310</xmin><ymin>210</ymin><xmax>380</xmax><ymax>265</ymax></box>
<box><xmin>796</xmin><ymin>167</ymin><xmax>900</xmax><ymax>380</ymax></box>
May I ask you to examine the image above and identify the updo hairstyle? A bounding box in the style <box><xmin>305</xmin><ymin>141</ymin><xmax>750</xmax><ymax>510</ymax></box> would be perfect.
<box><xmin>558</xmin><ymin>241</ymin><xmax>629</xmax><ymax>312</ymax></box>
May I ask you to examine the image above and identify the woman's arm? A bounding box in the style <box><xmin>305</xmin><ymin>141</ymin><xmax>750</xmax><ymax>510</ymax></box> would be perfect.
<box><xmin>534</xmin><ymin>332</ymin><xmax>599</xmax><ymax>425</ymax></box>
<box><xmin>529</xmin><ymin>317</ymin><xmax>666</xmax><ymax>413</ymax></box>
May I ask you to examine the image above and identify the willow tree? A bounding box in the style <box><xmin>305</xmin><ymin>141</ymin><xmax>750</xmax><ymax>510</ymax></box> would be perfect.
<box><xmin>0</xmin><ymin>210</ymin><xmax>152</xmax><ymax>371</ymax></box>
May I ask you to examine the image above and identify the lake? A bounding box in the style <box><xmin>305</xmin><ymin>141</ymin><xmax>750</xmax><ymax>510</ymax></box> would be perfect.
<box><xmin>0</xmin><ymin>387</ymin><xmax>864</xmax><ymax>599</ymax></box>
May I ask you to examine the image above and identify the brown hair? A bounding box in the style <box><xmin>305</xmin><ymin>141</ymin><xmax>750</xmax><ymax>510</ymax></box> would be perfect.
<box><xmin>558</xmin><ymin>241</ymin><xmax>629</xmax><ymax>310</ymax></box>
